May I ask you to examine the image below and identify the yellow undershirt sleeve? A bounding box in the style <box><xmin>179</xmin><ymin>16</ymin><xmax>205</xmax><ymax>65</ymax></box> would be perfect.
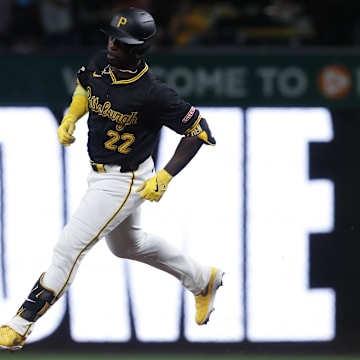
<box><xmin>65</xmin><ymin>82</ymin><xmax>88</xmax><ymax>121</ymax></box>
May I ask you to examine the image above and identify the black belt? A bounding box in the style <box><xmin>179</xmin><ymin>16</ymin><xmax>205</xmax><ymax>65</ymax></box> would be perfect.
<box><xmin>90</xmin><ymin>161</ymin><xmax>139</xmax><ymax>173</ymax></box>
<box><xmin>90</xmin><ymin>162</ymin><xmax>106</xmax><ymax>173</ymax></box>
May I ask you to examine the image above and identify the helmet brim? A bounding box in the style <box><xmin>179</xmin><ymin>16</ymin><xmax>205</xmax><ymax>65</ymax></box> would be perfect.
<box><xmin>100</xmin><ymin>25</ymin><xmax>144</xmax><ymax>45</ymax></box>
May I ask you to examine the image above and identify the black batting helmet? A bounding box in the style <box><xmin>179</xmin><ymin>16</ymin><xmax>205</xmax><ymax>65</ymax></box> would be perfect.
<box><xmin>101</xmin><ymin>7</ymin><xmax>156</xmax><ymax>58</ymax></box>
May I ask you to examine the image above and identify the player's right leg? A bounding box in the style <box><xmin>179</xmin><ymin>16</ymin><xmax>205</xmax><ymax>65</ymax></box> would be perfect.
<box><xmin>194</xmin><ymin>267</ymin><xmax>224</xmax><ymax>325</ymax></box>
<box><xmin>106</xmin><ymin>209</ymin><xmax>224</xmax><ymax>325</ymax></box>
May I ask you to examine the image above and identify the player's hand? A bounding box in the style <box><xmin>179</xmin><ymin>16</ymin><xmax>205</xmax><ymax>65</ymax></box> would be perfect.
<box><xmin>58</xmin><ymin>115</ymin><xmax>77</xmax><ymax>146</ymax></box>
<box><xmin>136</xmin><ymin>169</ymin><xmax>173</xmax><ymax>202</ymax></box>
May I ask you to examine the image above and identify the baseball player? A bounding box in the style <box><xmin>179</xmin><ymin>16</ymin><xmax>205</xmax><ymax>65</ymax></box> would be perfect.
<box><xmin>0</xmin><ymin>7</ymin><xmax>223</xmax><ymax>351</ymax></box>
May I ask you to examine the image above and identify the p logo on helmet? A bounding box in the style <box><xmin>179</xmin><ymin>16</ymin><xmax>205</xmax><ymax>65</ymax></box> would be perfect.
<box><xmin>101</xmin><ymin>7</ymin><xmax>157</xmax><ymax>58</ymax></box>
<box><xmin>116</xmin><ymin>17</ymin><xmax>127</xmax><ymax>27</ymax></box>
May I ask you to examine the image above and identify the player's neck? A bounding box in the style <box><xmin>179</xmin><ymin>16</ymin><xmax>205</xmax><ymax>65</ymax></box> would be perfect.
<box><xmin>110</xmin><ymin>60</ymin><xmax>142</xmax><ymax>79</ymax></box>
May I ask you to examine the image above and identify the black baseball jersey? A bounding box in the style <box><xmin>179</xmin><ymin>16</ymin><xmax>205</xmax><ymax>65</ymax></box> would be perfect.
<box><xmin>77</xmin><ymin>51</ymin><xmax>201</xmax><ymax>169</ymax></box>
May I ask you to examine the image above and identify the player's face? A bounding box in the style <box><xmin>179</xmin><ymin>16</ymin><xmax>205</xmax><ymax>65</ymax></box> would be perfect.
<box><xmin>107</xmin><ymin>36</ymin><xmax>137</xmax><ymax>69</ymax></box>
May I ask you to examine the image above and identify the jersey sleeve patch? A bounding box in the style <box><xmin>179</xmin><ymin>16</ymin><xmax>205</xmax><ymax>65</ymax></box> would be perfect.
<box><xmin>182</xmin><ymin>106</ymin><xmax>195</xmax><ymax>123</ymax></box>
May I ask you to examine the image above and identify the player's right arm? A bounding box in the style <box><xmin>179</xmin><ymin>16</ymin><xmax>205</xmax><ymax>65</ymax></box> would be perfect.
<box><xmin>58</xmin><ymin>82</ymin><xmax>88</xmax><ymax>146</ymax></box>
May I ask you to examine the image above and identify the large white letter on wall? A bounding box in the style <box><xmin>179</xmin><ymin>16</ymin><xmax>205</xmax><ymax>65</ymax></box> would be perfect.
<box><xmin>0</xmin><ymin>108</ymin><xmax>66</xmax><ymax>343</ymax></box>
<box><xmin>246</xmin><ymin>108</ymin><xmax>335</xmax><ymax>341</ymax></box>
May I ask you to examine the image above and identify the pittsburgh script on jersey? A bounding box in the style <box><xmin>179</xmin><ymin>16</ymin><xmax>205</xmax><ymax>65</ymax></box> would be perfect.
<box><xmin>87</xmin><ymin>87</ymin><xmax>138</xmax><ymax>131</ymax></box>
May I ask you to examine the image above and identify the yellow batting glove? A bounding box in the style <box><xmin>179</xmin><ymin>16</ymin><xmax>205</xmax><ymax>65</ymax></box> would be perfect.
<box><xmin>58</xmin><ymin>114</ymin><xmax>77</xmax><ymax>146</ymax></box>
<box><xmin>136</xmin><ymin>169</ymin><xmax>173</xmax><ymax>202</ymax></box>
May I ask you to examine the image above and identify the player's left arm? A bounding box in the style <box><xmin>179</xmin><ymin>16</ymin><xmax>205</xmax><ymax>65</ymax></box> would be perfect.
<box><xmin>184</xmin><ymin>116</ymin><xmax>216</xmax><ymax>146</ymax></box>
<box><xmin>136</xmin><ymin>117</ymin><xmax>215</xmax><ymax>202</ymax></box>
<box><xmin>164</xmin><ymin>116</ymin><xmax>216</xmax><ymax>176</ymax></box>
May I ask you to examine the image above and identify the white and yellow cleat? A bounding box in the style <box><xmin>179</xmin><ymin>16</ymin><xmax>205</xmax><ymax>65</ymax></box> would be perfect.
<box><xmin>0</xmin><ymin>325</ymin><xmax>26</xmax><ymax>352</ymax></box>
<box><xmin>195</xmin><ymin>267</ymin><xmax>224</xmax><ymax>325</ymax></box>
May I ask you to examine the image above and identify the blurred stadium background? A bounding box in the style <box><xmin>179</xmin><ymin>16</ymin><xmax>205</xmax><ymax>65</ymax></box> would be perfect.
<box><xmin>1</xmin><ymin>354</ymin><xmax>360</xmax><ymax>360</ymax></box>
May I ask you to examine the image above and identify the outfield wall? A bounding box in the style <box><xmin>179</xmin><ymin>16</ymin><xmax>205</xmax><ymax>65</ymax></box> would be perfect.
<box><xmin>1</xmin><ymin>49</ymin><xmax>360</xmax><ymax>354</ymax></box>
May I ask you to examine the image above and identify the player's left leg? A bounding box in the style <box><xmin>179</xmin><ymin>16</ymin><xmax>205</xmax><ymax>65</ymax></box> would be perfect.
<box><xmin>106</xmin><ymin>208</ymin><xmax>224</xmax><ymax>325</ymax></box>
<box><xmin>0</xmin><ymin>189</ymin><xmax>130</xmax><ymax>350</ymax></box>
<box><xmin>0</xmin><ymin>159</ymin><xmax>154</xmax><ymax>351</ymax></box>
<box><xmin>0</xmin><ymin>273</ymin><xmax>55</xmax><ymax>351</ymax></box>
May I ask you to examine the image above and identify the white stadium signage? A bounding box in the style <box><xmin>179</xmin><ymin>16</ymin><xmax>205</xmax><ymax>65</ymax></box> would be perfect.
<box><xmin>0</xmin><ymin>107</ymin><xmax>335</xmax><ymax>344</ymax></box>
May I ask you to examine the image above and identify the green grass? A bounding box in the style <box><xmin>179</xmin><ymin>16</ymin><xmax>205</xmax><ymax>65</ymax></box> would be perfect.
<box><xmin>0</xmin><ymin>354</ymin><xmax>359</xmax><ymax>360</ymax></box>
